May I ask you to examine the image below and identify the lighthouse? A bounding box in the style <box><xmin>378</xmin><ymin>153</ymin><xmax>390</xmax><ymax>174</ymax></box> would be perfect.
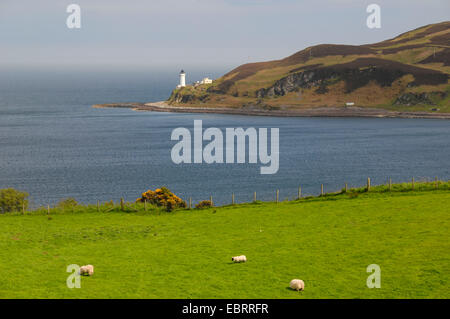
<box><xmin>179</xmin><ymin>70</ymin><xmax>186</xmax><ymax>87</ymax></box>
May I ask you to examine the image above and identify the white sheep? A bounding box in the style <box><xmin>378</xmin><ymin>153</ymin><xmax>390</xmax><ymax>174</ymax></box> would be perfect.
<box><xmin>80</xmin><ymin>265</ymin><xmax>94</xmax><ymax>276</ymax></box>
<box><xmin>231</xmin><ymin>255</ymin><xmax>247</xmax><ymax>263</ymax></box>
<box><xmin>289</xmin><ymin>279</ymin><xmax>305</xmax><ymax>291</ymax></box>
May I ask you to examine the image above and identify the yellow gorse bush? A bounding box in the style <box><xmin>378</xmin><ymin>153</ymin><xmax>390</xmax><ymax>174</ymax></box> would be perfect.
<box><xmin>137</xmin><ymin>187</ymin><xmax>186</xmax><ymax>211</ymax></box>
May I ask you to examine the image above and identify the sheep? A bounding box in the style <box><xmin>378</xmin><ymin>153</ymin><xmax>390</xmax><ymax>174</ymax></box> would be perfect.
<box><xmin>80</xmin><ymin>265</ymin><xmax>94</xmax><ymax>276</ymax></box>
<box><xmin>289</xmin><ymin>279</ymin><xmax>305</xmax><ymax>291</ymax></box>
<box><xmin>231</xmin><ymin>255</ymin><xmax>247</xmax><ymax>263</ymax></box>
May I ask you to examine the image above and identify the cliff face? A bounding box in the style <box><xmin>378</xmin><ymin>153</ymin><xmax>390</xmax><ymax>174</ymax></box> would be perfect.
<box><xmin>171</xmin><ymin>91</ymin><xmax>196</xmax><ymax>103</ymax></box>
<box><xmin>256</xmin><ymin>70</ymin><xmax>330</xmax><ymax>98</ymax></box>
<box><xmin>168</xmin><ymin>21</ymin><xmax>450</xmax><ymax>112</ymax></box>
<box><xmin>256</xmin><ymin>58</ymin><xmax>448</xmax><ymax>98</ymax></box>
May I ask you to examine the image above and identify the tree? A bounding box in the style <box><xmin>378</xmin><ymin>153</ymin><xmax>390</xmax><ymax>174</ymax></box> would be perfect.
<box><xmin>0</xmin><ymin>188</ymin><xmax>29</xmax><ymax>213</ymax></box>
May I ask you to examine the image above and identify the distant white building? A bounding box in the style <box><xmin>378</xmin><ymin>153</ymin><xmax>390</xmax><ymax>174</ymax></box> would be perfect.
<box><xmin>346</xmin><ymin>102</ymin><xmax>355</xmax><ymax>106</ymax></box>
<box><xmin>177</xmin><ymin>70</ymin><xmax>186</xmax><ymax>88</ymax></box>
<box><xmin>200</xmin><ymin>77</ymin><xmax>213</xmax><ymax>84</ymax></box>
<box><xmin>193</xmin><ymin>77</ymin><xmax>213</xmax><ymax>86</ymax></box>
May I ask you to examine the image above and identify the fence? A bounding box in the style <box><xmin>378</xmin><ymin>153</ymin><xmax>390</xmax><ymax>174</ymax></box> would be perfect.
<box><xmin>3</xmin><ymin>176</ymin><xmax>448</xmax><ymax>214</ymax></box>
<box><xmin>193</xmin><ymin>176</ymin><xmax>444</xmax><ymax>208</ymax></box>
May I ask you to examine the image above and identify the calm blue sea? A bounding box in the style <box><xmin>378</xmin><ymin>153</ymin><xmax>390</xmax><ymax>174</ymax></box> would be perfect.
<box><xmin>0</xmin><ymin>69</ymin><xmax>449</xmax><ymax>207</ymax></box>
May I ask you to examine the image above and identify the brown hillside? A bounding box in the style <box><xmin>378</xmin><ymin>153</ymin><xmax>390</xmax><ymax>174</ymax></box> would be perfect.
<box><xmin>170</xmin><ymin>21</ymin><xmax>450</xmax><ymax>112</ymax></box>
<box><xmin>367</xmin><ymin>21</ymin><xmax>450</xmax><ymax>47</ymax></box>
<box><xmin>418</xmin><ymin>48</ymin><xmax>450</xmax><ymax>66</ymax></box>
<box><xmin>218</xmin><ymin>21</ymin><xmax>450</xmax><ymax>90</ymax></box>
<box><xmin>279</xmin><ymin>44</ymin><xmax>375</xmax><ymax>66</ymax></box>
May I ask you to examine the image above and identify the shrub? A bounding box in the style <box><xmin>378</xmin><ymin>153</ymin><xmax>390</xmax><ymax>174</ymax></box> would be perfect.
<box><xmin>137</xmin><ymin>187</ymin><xmax>186</xmax><ymax>211</ymax></box>
<box><xmin>0</xmin><ymin>188</ymin><xmax>29</xmax><ymax>213</ymax></box>
<box><xmin>347</xmin><ymin>192</ymin><xmax>359</xmax><ymax>199</ymax></box>
<box><xmin>57</xmin><ymin>198</ymin><xmax>78</xmax><ymax>209</ymax></box>
<box><xmin>195</xmin><ymin>200</ymin><xmax>213</xmax><ymax>209</ymax></box>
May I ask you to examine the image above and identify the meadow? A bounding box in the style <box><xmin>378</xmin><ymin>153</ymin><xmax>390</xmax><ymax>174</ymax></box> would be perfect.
<box><xmin>0</xmin><ymin>183</ymin><xmax>449</xmax><ymax>299</ymax></box>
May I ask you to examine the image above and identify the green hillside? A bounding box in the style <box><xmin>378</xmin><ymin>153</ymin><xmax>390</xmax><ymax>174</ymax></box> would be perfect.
<box><xmin>168</xmin><ymin>21</ymin><xmax>450</xmax><ymax>113</ymax></box>
<box><xmin>1</xmin><ymin>183</ymin><xmax>449</xmax><ymax>298</ymax></box>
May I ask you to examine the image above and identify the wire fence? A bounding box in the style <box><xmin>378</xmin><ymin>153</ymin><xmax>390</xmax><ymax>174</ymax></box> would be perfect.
<box><xmin>4</xmin><ymin>176</ymin><xmax>448</xmax><ymax>215</ymax></box>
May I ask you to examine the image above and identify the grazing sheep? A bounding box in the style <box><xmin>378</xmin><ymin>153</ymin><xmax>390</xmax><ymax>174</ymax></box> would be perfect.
<box><xmin>289</xmin><ymin>279</ymin><xmax>304</xmax><ymax>291</ymax></box>
<box><xmin>80</xmin><ymin>265</ymin><xmax>94</xmax><ymax>276</ymax></box>
<box><xmin>231</xmin><ymin>255</ymin><xmax>247</xmax><ymax>263</ymax></box>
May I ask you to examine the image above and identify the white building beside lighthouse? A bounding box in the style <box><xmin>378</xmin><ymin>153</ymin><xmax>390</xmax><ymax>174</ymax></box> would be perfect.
<box><xmin>177</xmin><ymin>70</ymin><xmax>186</xmax><ymax>88</ymax></box>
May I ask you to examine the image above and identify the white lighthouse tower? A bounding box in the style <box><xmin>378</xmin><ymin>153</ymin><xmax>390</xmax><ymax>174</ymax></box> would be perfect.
<box><xmin>179</xmin><ymin>70</ymin><xmax>186</xmax><ymax>87</ymax></box>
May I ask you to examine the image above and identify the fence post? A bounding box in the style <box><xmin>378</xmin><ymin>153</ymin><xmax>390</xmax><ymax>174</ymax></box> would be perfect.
<box><xmin>97</xmin><ymin>200</ymin><xmax>100</xmax><ymax>212</ymax></box>
<box><xmin>435</xmin><ymin>177</ymin><xmax>438</xmax><ymax>189</ymax></box>
<box><xmin>345</xmin><ymin>183</ymin><xmax>348</xmax><ymax>193</ymax></box>
<box><xmin>232</xmin><ymin>193</ymin><xmax>235</xmax><ymax>205</ymax></box>
<box><xmin>298</xmin><ymin>186</ymin><xmax>301</xmax><ymax>199</ymax></box>
<box><xmin>47</xmin><ymin>204</ymin><xmax>50</xmax><ymax>216</ymax></box>
<box><xmin>389</xmin><ymin>178</ymin><xmax>392</xmax><ymax>191</ymax></box>
<box><xmin>276</xmin><ymin>190</ymin><xmax>279</xmax><ymax>203</ymax></box>
<box><xmin>210</xmin><ymin>196</ymin><xmax>213</xmax><ymax>207</ymax></box>
<box><xmin>120</xmin><ymin>198</ymin><xmax>124</xmax><ymax>211</ymax></box>
<box><xmin>254</xmin><ymin>192</ymin><xmax>257</xmax><ymax>202</ymax></box>
<box><xmin>412</xmin><ymin>177</ymin><xmax>415</xmax><ymax>190</ymax></box>
<box><xmin>367</xmin><ymin>178</ymin><xmax>371</xmax><ymax>191</ymax></box>
<box><xmin>22</xmin><ymin>202</ymin><xmax>25</xmax><ymax>215</ymax></box>
<box><xmin>321</xmin><ymin>184</ymin><xmax>324</xmax><ymax>196</ymax></box>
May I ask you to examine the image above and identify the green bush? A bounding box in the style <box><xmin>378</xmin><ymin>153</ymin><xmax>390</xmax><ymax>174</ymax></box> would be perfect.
<box><xmin>57</xmin><ymin>198</ymin><xmax>78</xmax><ymax>209</ymax></box>
<box><xmin>347</xmin><ymin>192</ymin><xmax>359</xmax><ymax>199</ymax></box>
<box><xmin>195</xmin><ymin>200</ymin><xmax>213</xmax><ymax>209</ymax></box>
<box><xmin>0</xmin><ymin>188</ymin><xmax>29</xmax><ymax>213</ymax></box>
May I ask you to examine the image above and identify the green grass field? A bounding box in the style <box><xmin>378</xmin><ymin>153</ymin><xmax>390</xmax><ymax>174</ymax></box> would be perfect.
<box><xmin>0</xmin><ymin>184</ymin><xmax>449</xmax><ymax>299</ymax></box>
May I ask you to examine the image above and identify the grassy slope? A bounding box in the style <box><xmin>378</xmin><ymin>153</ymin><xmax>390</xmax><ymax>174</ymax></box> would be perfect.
<box><xmin>0</xmin><ymin>186</ymin><xmax>449</xmax><ymax>299</ymax></box>
<box><xmin>169</xmin><ymin>22</ymin><xmax>450</xmax><ymax>111</ymax></box>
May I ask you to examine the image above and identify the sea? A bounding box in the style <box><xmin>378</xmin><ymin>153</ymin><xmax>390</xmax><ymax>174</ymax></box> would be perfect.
<box><xmin>1</xmin><ymin>68</ymin><xmax>449</xmax><ymax>207</ymax></box>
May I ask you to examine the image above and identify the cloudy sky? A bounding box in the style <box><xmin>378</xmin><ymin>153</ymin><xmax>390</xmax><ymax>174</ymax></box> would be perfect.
<box><xmin>0</xmin><ymin>0</ymin><xmax>449</xmax><ymax>70</ymax></box>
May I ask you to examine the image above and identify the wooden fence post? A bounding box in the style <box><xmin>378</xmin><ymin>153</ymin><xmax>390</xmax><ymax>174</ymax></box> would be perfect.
<box><xmin>298</xmin><ymin>187</ymin><xmax>301</xmax><ymax>199</ymax></box>
<box><xmin>97</xmin><ymin>200</ymin><xmax>100</xmax><ymax>212</ymax></box>
<box><xmin>321</xmin><ymin>184</ymin><xmax>324</xmax><ymax>196</ymax></box>
<box><xmin>47</xmin><ymin>204</ymin><xmax>50</xmax><ymax>216</ymax></box>
<box><xmin>345</xmin><ymin>183</ymin><xmax>348</xmax><ymax>193</ymax></box>
<box><xmin>254</xmin><ymin>192</ymin><xmax>257</xmax><ymax>202</ymax></box>
<box><xmin>120</xmin><ymin>198</ymin><xmax>124</xmax><ymax>211</ymax></box>
<box><xmin>276</xmin><ymin>190</ymin><xmax>279</xmax><ymax>203</ymax></box>
<box><xmin>210</xmin><ymin>196</ymin><xmax>213</xmax><ymax>207</ymax></box>
<box><xmin>412</xmin><ymin>177</ymin><xmax>415</xmax><ymax>190</ymax></box>
<box><xmin>232</xmin><ymin>193</ymin><xmax>235</xmax><ymax>205</ymax></box>
<box><xmin>22</xmin><ymin>202</ymin><xmax>25</xmax><ymax>215</ymax></box>
<box><xmin>435</xmin><ymin>177</ymin><xmax>438</xmax><ymax>189</ymax></box>
<box><xmin>389</xmin><ymin>178</ymin><xmax>392</xmax><ymax>191</ymax></box>
<box><xmin>189</xmin><ymin>198</ymin><xmax>192</xmax><ymax>209</ymax></box>
<box><xmin>367</xmin><ymin>178</ymin><xmax>371</xmax><ymax>191</ymax></box>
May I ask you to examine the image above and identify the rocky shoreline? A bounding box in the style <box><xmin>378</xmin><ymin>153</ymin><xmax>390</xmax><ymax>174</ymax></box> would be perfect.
<box><xmin>92</xmin><ymin>101</ymin><xmax>450</xmax><ymax>119</ymax></box>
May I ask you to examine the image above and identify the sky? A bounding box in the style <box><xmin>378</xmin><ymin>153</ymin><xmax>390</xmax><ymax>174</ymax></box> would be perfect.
<box><xmin>0</xmin><ymin>0</ymin><xmax>449</xmax><ymax>71</ymax></box>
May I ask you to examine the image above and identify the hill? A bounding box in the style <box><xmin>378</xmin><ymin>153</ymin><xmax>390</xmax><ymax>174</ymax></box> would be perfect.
<box><xmin>0</xmin><ymin>182</ymin><xmax>449</xmax><ymax>298</ymax></box>
<box><xmin>168</xmin><ymin>21</ymin><xmax>450</xmax><ymax>114</ymax></box>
